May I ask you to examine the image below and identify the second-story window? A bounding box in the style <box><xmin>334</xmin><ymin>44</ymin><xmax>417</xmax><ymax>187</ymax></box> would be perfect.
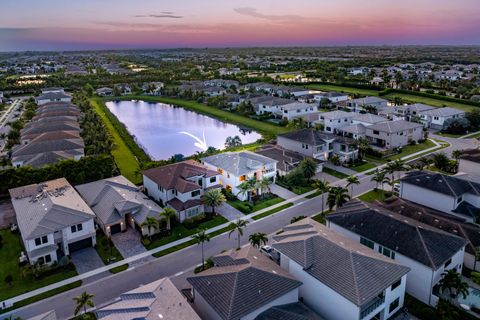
<box><xmin>191</xmin><ymin>190</ymin><xmax>200</xmax><ymax>197</ymax></box>
<box><xmin>71</xmin><ymin>223</ymin><xmax>83</xmax><ymax>233</ymax></box>
<box><xmin>35</xmin><ymin>235</ymin><xmax>49</xmax><ymax>246</ymax></box>
<box><xmin>210</xmin><ymin>177</ymin><xmax>216</xmax><ymax>183</ymax></box>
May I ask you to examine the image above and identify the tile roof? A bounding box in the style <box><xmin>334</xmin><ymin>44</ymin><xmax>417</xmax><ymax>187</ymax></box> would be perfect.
<box><xmin>167</xmin><ymin>198</ymin><xmax>202</xmax><ymax>211</ymax></box>
<box><xmin>366</xmin><ymin>120</ymin><xmax>422</xmax><ymax>133</ymax></box>
<box><xmin>328</xmin><ymin>200</ymin><xmax>467</xmax><ymax>269</ymax></box>
<box><xmin>143</xmin><ymin>160</ymin><xmax>218</xmax><ymax>193</ymax></box>
<box><xmin>350</xmin><ymin>96</ymin><xmax>388</xmax><ymax>105</ymax></box>
<box><xmin>255</xmin><ymin>145</ymin><xmax>319</xmax><ymax>173</ymax></box>
<box><xmin>337</xmin><ymin>123</ymin><xmax>367</xmax><ymax>135</ymax></box>
<box><xmin>187</xmin><ymin>246</ymin><xmax>302</xmax><ymax>320</ymax></box>
<box><xmin>320</xmin><ymin>110</ymin><xmax>355</xmax><ymax>120</ymax></box>
<box><xmin>202</xmin><ymin>151</ymin><xmax>277</xmax><ymax>176</ymax></box>
<box><xmin>76</xmin><ymin>175</ymin><xmax>162</xmax><ymax>226</ymax></box>
<box><xmin>272</xmin><ymin>218</ymin><xmax>410</xmax><ymax>307</ymax></box>
<box><xmin>9</xmin><ymin>178</ymin><xmax>95</xmax><ymax>240</ymax></box>
<box><xmin>351</xmin><ymin>113</ymin><xmax>389</xmax><ymax>124</ymax></box>
<box><xmin>419</xmin><ymin>107</ymin><xmax>465</xmax><ymax>117</ymax></box>
<box><xmin>401</xmin><ymin>171</ymin><xmax>480</xmax><ymax>197</ymax></box>
<box><xmin>278</xmin><ymin>129</ymin><xmax>356</xmax><ymax>146</ymax></box>
<box><xmin>96</xmin><ymin>277</ymin><xmax>200</xmax><ymax>320</ymax></box>
<box><xmin>255</xmin><ymin>302</ymin><xmax>325</xmax><ymax>320</ymax></box>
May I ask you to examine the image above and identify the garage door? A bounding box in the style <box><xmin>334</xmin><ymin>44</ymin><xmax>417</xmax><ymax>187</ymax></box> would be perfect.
<box><xmin>68</xmin><ymin>237</ymin><xmax>93</xmax><ymax>253</ymax></box>
<box><xmin>110</xmin><ymin>223</ymin><xmax>122</xmax><ymax>235</ymax></box>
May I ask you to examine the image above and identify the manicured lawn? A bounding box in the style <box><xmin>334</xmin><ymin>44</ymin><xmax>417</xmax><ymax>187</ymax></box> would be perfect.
<box><xmin>275</xmin><ymin>181</ymin><xmax>315</xmax><ymax>195</ymax></box>
<box><xmin>90</xmin><ymin>99</ymin><xmax>141</xmax><ymax>184</ymax></box>
<box><xmin>305</xmin><ymin>190</ymin><xmax>322</xmax><ymax>199</ymax></box>
<box><xmin>117</xmin><ymin>96</ymin><xmax>291</xmax><ymax>136</ymax></box>
<box><xmin>348</xmin><ymin>161</ymin><xmax>377</xmax><ymax>172</ymax></box>
<box><xmin>436</xmin><ymin>132</ymin><xmax>465</xmax><ymax>138</ymax></box>
<box><xmin>109</xmin><ymin>264</ymin><xmax>129</xmax><ymax>274</ymax></box>
<box><xmin>322</xmin><ymin>167</ymin><xmax>349</xmax><ymax>179</ymax></box>
<box><xmin>252</xmin><ymin>203</ymin><xmax>294</xmax><ymax>220</ymax></box>
<box><xmin>227</xmin><ymin>196</ymin><xmax>285</xmax><ymax>214</ymax></box>
<box><xmin>0</xmin><ymin>229</ymin><xmax>78</xmax><ymax>301</ymax></box>
<box><xmin>463</xmin><ymin>132</ymin><xmax>480</xmax><ymax>139</ymax></box>
<box><xmin>306</xmin><ymin>84</ymin><xmax>380</xmax><ymax>96</ymax></box>
<box><xmin>95</xmin><ymin>231</ymin><xmax>124</xmax><ymax>265</ymax></box>
<box><xmin>357</xmin><ymin>189</ymin><xmax>392</xmax><ymax>202</ymax></box>
<box><xmin>383</xmin><ymin>92</ymin><xmax>476</xmax><ymax>112</ymax></box>
<box><xmin>146</xmin><ymin>215</ymin><xmax>228</xmax><ymax>250</ymax></box>
<box><xmin>312</xmin><ymin>211</ymin><xmax>332</xmax><ymax>225</ymax></box>
<box><xmin>386</xmin><ymin>139</ymin><xmax>436</xmax><ymax>160</ymax></box>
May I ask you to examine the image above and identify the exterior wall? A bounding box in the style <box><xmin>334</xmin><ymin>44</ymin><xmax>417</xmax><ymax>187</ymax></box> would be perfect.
<box><xmin>400</xmin><ymin>182</ymin><xmax>457</xmax><ymax>214</ymax></box>
<box><xmin>25</xmin><ymin>233</ymin><xmax>55</xmax><ymax>257</ymax></box>
<box><xmin>277</xmin><ymin>136</ymin><xmax>315</xmax><ymax>157</ymax></box>
<box><xmin>143</xmin><ymin>175</ymin><xmax>167</xmax><ymax>204</ymax></box>
<box><xmin>366</xmin><ymin>127</ymin><xmax>423</xmax><ymax>149</ymax></box>
<box><xmin>464</xmin><ymin>252</ymin><xmax>480</xmax><ymax>272</ymax></box>
<box><xmin>278</xmin><ymin>105</ymin><xmax>318</xmax><ymax>120</ymax></box>
<box><xmin>193</xmin><ymin>291</ymin><xmax>223</xmax><ymax>320</ymax></box>
<box><xmin>458</xmin><ymin>159</ymin><xmax>480</xmax><ymax>176</ymax></box>
<box><xmin>63</xmin><ymin>219</ymin><xmax>96</xmax><ymax>255</ymax></box>
<box><xmin>323</xmin><ymin>117</ymin><xmax>352</xmax><ymax>133</ymax></box>
<box><xmin>102</xmin><ymin>217</ymin><xmax>126</xmax><ymax>236</ymax></box>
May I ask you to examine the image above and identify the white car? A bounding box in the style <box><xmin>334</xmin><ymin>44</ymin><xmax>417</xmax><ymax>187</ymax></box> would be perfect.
<box><xmin>260</xmin><ymin>245</ymin><xmax>274</xmax><ymax>259</ymax></box>
<box><xmin>393</xmin><ymin>183</ymin><xmax>400</xmax><ymax>194</ymax></box>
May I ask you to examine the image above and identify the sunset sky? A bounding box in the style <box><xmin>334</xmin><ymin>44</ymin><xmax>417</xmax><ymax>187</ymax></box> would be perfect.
<box><xmin>1</xmin><ymin>0</ymin><xmax>480</xmax><ymax>51</ymax></box>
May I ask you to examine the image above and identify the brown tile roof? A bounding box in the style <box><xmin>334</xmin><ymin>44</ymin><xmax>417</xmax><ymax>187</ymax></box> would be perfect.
<box><xmin>167</xmin><ymin>198</ymin><xmax>202</xmax><ymax>211</ymax></box>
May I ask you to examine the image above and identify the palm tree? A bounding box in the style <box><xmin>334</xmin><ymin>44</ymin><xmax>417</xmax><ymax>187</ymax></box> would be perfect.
<box><xmin>237</xmin><ymin>177</ymin><xmax>258</xmax><ymax>202</ymax></box>
<box><xmin>192</xmin><ymin>228</ymin><xmax>211</xmax><ymax>270</ymax></box>
<box><xmin>141</xmin><ymin>217</ymin><xmax>158</xmax><ymax>240</ymax></box>
<box><xmin>201</xmin><ymin>188</ymin><xmax>226</xmax><ymax>217</ymax></box>
<box><xmin>257</xmin><ymin>177</ymin><xmax>273</xmax><ymax>197</ymax></box>
<box><xmin>160</xmin><ymin>207</ymin><xmax>177</xmax><ymax>231</ymax></box>
<box><xmin>299</xmin><ymin>158</ymin><xmax>318</xmax><ymax>181</ymax></box>
<box><xmin>384</xmin><ymin>159</ymin><xmax>408</xmax><ymax>191</ymax></box>
<box><xmin>73</xmin><ymin>291</ymin><xmax>95</xmax><ymax>318</ymax></box>
<box><xmin>438</xmin><ymin>269</ymin><xmax>469</xmax><ymax>299</ymax></box>
<box><xmin>452</xmin><ymin>150</ymin><xmax>462</xmax><ymax>162</ymax></box>
<box><xmin>228</xmin><ymin>217</ymin><xmax>249</xmax><ymax>250</ymax></box>
<box><xmin>312</xmin><ymin>179</ymin><xmax>330</xmax><ymax>214</ymax></box>
<box><xmin>327</xmin><ymin>187</ymin><xmax>351</xmax><ymax>210</ymax></box>
<box><xmin>355</xmin><ymin>137</ymin><xmax>371</xmax><ymax>159</ymax></box>
<box><xmin>249</xmin><ymin>232</ymin><xmax>268</xmax><ymax>249</ymax></box>
<box><xmin>346</xmin><ymin>175</ymin><xmax>360</xmax><ymax>198</ymax></box>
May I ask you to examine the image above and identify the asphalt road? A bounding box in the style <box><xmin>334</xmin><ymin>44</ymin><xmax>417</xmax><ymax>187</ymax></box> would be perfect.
<box><xmin>0</xmin><ymin>99</ymin><xmax>24</xmax><ymax>153</ymax></box>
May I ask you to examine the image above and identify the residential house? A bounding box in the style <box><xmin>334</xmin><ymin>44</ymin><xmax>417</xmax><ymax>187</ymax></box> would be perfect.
<box><xmin>256</xmin><ymin>144</ymin><xmax>323</xmax><ymax>175</ymax></box>
<box><xmin>204</xmin><ymin>79</ymin><xmax>239</xmax><ymax>88</ymax></box>
<box><xmin>458</xmin><ymin>149</ymin><xmax>480</xmax><ymax>175</ymax></box>
<box><xmin>277</xmin><ymin>128</ymin><xmax>358</xmax><ymax>162</ymax></box>
<box><xmin>252</xmin><ymin>96</ymin><xmax>293</xmax><ymax>115</ymax></box>
<box><xmin>317</xmin><ymin>110</ymin><xmax>356</xmax><ymax>134</ymax></box>
<box><xmin>346</xmin><ymin>97</ymin><xmax>388</xmax><ymax>113</ymax></box>
<box><xmin>143</xmin><ymin>160</ymin><xmax>221</xmax><ymax>221</ymax></box>
<box><xmin>272</xmin><ymin>218</ymin><xmax>410</xmax><ymax>320</ymax></box>
<box><xmin>350</xmin><ymin>113</ymin><xmax>389</xmax><ymax>127</ymax></box>
<box><xmin>327</xmin><ymin>200</ymin><xmax>467</xmax><ymax>306</ymax></box>
<box><xmin>365</xmin><ymin>120</ymin><xmax>423</xmax><ymax>149</ymax></box>
<box><xmin>400</xmin><ymin>171</ymin><xmax>480</xmax><ymax>222</ymax></box>
<box><xmin>201</xmin><ymin>151</ymin><xmax>277</xmax><ymax>201</ymax></box>
<box><xmin>9</xmin><ymin>178</ymin><xmax>96</xmax><ymax>265</ymax></box>
<box><xmin>96</xmin><ymin>277</ymin><xmax>200</xmax><ymax>320</ymax></box>
<box><xmin>393</xmin><ymin>103</ymin><xmax>435</xmax><ymax>121</ymax></box>
<box><xmin>95</xmin><ymin>87</ymin><xmax>113</xmax><ymax>97</ymax></box>
<box><xmin>276</xmin><ymin>102</ymin><xmax>318</xmax><ymax>120</ymax></box>
<box><xmin>142</xmin><ymin>82</ymin><xmax>164</xmax><ymax>95</ymax></box>
<box><xmin>76</xmin><ymin>176</ymin><xmax>163</xmax><ymax>237</ymax></box>
<box><xmin>203</xmin><ymin>86</ymin><xmax>227</xmax><ymax>97</ymax></box>
<box><xmin>313</xmin><ymin>92</ymin><xmax>349</xmax><ymax>104</ymax></box>
<box><xmin>36</xmin><ymin>91</ymin><xmax>72</xmax><ymax>106</ymax></box>
<box><xmin>114</xmin><ymin>83</ymin><xmax>132</xmax><ymax>95</ymax></box>
<box><xmin>186</xmin><ymin>246</ymin><xmax>302</xmax><ymax>320</ymax></box>
<box><xmin>418</xmin><ymin>107</ymin><xmax>465</xmax><ymax>130</ymax></box>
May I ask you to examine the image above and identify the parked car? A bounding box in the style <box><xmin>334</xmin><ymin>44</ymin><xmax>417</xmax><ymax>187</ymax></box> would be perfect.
<box><xmin>260</xmin><ymin>245</ymin><xmax>274</xmax><ymax>259</ymax></box>
<box><xmin>393</xmin><ymin>183</ymin><xmax>400</xmax><ymax>194</ymax></box>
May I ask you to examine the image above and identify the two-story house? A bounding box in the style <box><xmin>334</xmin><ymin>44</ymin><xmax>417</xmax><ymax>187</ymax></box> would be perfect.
<box><xmin>252</xmin><ymin>96</ymin><xmax>293</xmax><ymax>115</ymax></box>
<box><xmin>277</xmin><ymin>129</ymin><xmax>358</xmax><ymax>163</ymax></box>
<box><xmin>76</xmin><ymin>175</ymin><xmax>163</xmax><ymax>236</ymax></box>
<box><xmin>35</xmin><ymin>88</ymin><xmax>72</xmax><ymax>106</ymax></box>
<box><xmin>9</xmin><ymin>178</ymin><xmax>96</xmax><ymax>265</ymax></box>
<box><xmin>365</xmin><ymin>120</ymin><xmax>423</xmax><ymax>149</ymax></box>
<box><xmin>272</xmin><ymin>218</ymin><xmax>410</xmax><ymax>320</ymax></box>
<box><xmin>400</xmin><ymin>171</ymin><xmax>480</xmax><ymax>223</ymax></box>
<box><xmin>393</xmin><ymin>103</ymin><xmax>436</xmax><ymax>121</ymax></box>
<box><xmin>336</xmin><ymin>114</ymin><xmax>389</xmax><ymax>139</ymax></box>
<box><xmin>275</xmin><ymin>102</ymin><xmax>318</xmax><ymax>120</ymax></box>
<box><xmin>201</xmin><ymin>151</ymin><xmax>277</xmax><ymax>201</ymax></box>
<box><xmin>142</xmin><ymin>160</ymin><xmax>221</xmax><ymax>221</ymax></box>
<box><xmin>346</xmin><ymin>96</ymin><xmax>388</xmax><ymax>113</ymax></box>
<box><xmin>186</xmin><ymin>246</ymin><xmax>302</xmax><ymax>320</ymax></box>
<box><xmin>313</xmin><ymin>91</ymin><xmax>349</xmax><ymax>103</ymax></box>
<box><xmin>418</xmin><ymin>107</ymin><xmax>465</xmax><ymax>130</ymax></box>
<box><xmin>327</xmin><ymin>200</ymin><xmax>467</xmax><ymax>306</ymax></box>
<box><xmin>316</xmin><ymin>110</ymin><xmax>356</xmax><ymax>134</ymax></box>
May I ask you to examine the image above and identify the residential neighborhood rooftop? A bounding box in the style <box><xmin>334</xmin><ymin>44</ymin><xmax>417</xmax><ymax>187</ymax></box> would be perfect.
<box><xmin>367</xmin><ymin>119</ymin><xmax>423</xmax><ymax>133</ymax></box>
<box><xmin>201</xmin><ymin>151</ymin><xmax>277</xmax><ymax>176</ymax></box>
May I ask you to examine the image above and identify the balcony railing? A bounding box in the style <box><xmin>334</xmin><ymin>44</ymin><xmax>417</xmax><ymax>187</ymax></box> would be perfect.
<box><xmin>360</xmin><ymin>296</ymin><xmax>385</xmax><ymax>319</ymax></box>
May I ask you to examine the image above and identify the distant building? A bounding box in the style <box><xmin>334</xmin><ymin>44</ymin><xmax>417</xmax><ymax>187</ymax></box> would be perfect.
<box><xmin>365</xmin><ymin>120</ymin><xmax>423</xmax><ymax>149</ymax></box>
<box><xmin>36</xmin><ymin>88</ymin><xmax>72</xmax><ymax>106</ymax></box>
<box><xmin>418</xmin><ymin>107</ymin><xmax>465</xmax><ymax>130</ymax></box>
<box><xmin>95</xmin><ymin>87</ymin><xmax>113</xmax><ymax>97</ymax></box>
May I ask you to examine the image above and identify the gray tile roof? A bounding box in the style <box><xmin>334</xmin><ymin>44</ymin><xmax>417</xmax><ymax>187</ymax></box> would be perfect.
<box><xmin>395</xmin><ymin>103</ymin><xmax>436</xmax><ymax>114</ymax></box>
<box><xmin>13</xmin><ymin>150</ymin><xmax>84</xmax><ymax>168</ymax></box>
<box><xmin>351</xmin><ymin>113</ymin><xmax>388</xmax><ymax>124</ymax></box>
<box><xmin>272</xmin><ymin>218</ymin><xmax>410</xmax><ymax>307</ymax></box>
<box><xmin>187</xmin><ymin>246</ymin><xmax>302</xmax><ymax>320</ymax></box>
<box><xmin>202</xmin><ymin>151</ymin><xmax>277</xmax><ymax>176</ymax></box>
<box><xmin>419</xmin><ymin>107</ymin><xmax>465</xmax><ymax>117</ymax></box>
<box><xmin>9</xmin><ymin>178</ymin><xmax>95</xmax><ymax>240</ymax></box>
<box><xmin>328</xmin><ymin>200</ymin><xmax>467</xmax><ymax>269</ymax></box>
<box><xmin>278</xmin><ymin>129</ymin><xmax>356</xmax><ymax>146</ymax></box>
<box><xmin>337</xmin><ymin>123</ymin><xmax>367</xmax><ymax>135</ymax></box>
<box><xmin>367</xmin><ymin>120</ymin><xmax>422</xmax><ymax>133</ymax></box>
<box><xmin>96</xmin><ymin>277</ymin><xmax>200</xmax><ymax>320</ymax></box>
<box><xmin>255</xmin><ymin>302</ymin><xmax>325</xmax><ymax>320</ymax></box>
<box><xmin>350</xmin><ymin>96</ymin><xmax>388</xmax><ymax>105</ymax></box>
<box><xmin>12</xmin><ymin>136</ymin><xmax>84</xmax><ymax>157</ymax></box>
<box><xmin>36</xmin><ymin>92</ymin><xmax>72</xmax><ymax>101</ymax></box>
<box><xmin>76</xmin><ymin>175</ymin><xmax>162</xmax><ymax>226</ymax></box>
<box><xmin>320</xmin><ymin>110</ymin><xmax>355</xmax><ymax>120</ymax></box>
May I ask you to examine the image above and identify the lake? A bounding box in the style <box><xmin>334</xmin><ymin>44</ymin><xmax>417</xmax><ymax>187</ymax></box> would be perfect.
<box><xmin>106</xmin><ymin>100</ymin><xmax>262</xmax><ymax>160</ymax></box>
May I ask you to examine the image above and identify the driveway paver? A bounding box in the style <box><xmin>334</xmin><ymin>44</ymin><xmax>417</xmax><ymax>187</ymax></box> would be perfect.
<box><xmin>71</xmin><ymin>248</ymin><xmax>105</xmax><ymax>274</ymax></box>
<box><xmin>217</xmin><ymin>203</ymin><xmax>245</xmax><ymax>221</ymax></box>
<box><xmin>111</xmin><ymin>228</ymin><xmax>154</xmax><ymax>267</ymax></box>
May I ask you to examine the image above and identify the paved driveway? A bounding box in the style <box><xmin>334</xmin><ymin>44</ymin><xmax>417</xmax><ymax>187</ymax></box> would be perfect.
<box><xmin>271</xmin><ymin>184</ymin><xmax>298</xmax><ymax>200</ymax></box>
<box><xmin>71</xmin><ymin>248</ymin><xmax>104</xmax><ymax>274</ymax></box>
<box><xmin>217</xmin><ymin>203</ymin><xmax>244</xmax><ymax>221</ymax></box>
<box><xmin>111</xmin><ymin>228</ymin><xmax>154</xmax><ymax>267</ymax></box>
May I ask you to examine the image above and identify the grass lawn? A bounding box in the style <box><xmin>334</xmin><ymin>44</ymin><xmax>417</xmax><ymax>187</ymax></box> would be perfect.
<box><xmin>252</xmin><ymin>203</ymin><xmax>294</xmax><ymax>220</ymax></box>
<box><xmin>117</xmin><ymin>96</ymin><xmax>292</xmax><ymax>136</ymax></box>
<box><xmin>146</xmin><ymin>215</ymin><xmax>228</xmax><ymax>250</ymax></box>
<box><xmin>94</xmin><ymin>231</ymin><xmax>127</xmax><ymax>273</ymax></box>
<box><xmin>348</xmin><ymin>161</ymin><xmax>377</xmax><ymax>173</ymax></box>
<box><xmin>227</xmin><ymin>196</ymin><xmax>285</xmax><ymax>214</ymax></box>
<box><xmin>0</xmin><ymin>229</ymin><xmax>78</xmax><ymax>301</ymax></box>
<box><xmin>275</xmin><ymin>181</ymin><xmax>315</xmax><ymax>195</ymax></box>
<box><xmin>312</xmin><ymin>211</ymin><xmax>332</xmax><ymax>225</ymax></box>
<box><xmin>305</xmin><ymin>190</ymin><xmax>322</xmax><ymax>199</ymax></box>
<box><xmin>306</xmin><ymin>84</ymin><xmax>380</xmax><ymax>96</ymax></box>
<box><xmin>357</xmin><ymin>189</ymin><xmax>392</xmax><ymax>202</ymax></box>
<box><xmin>383</xmin><ymin>93</ymin><xmax>476</xmax><ymax>112</ymax></box>
<box><xmin>109</xmin><ymin>264</ymin><xmax>129</xmax><ymax>274</ymax></box>
<box><xmin>90</xmin><ymin>99</ymin><xmax>141</xmax><ymax>184</ymax></box>
<box><xmin>436</xmin><ymin>132</ymin><xmax>465</xmax><ymax>138</ymax></box>
<box><xmin>322</xmin><ymin>167</ymin><xmax>349</xmax><ymax>179</ymax></box>
<box><xmin>463</xmin><ymin>132</ymin><xmax>480</xmax><ymax>139</ymax></box>
<box><xmin>386</xmin><ymin>139</ymin><xmax>436</xmax><ymax>160</ymax></box>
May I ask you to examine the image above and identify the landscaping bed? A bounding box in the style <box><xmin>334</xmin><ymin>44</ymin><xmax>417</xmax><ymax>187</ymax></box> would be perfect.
<box><xmin>322</xmin><ymin>167</ymin><xmax>349</xmax><ymax>179</ymax></box>
<box><xmin>95</xmin><ymin>231</ymin><xmax>125</xmax><ymax>267</ymax></box>
<box><xmin>275</xmin><ymin>178</ymin><xmax>315</xmax><ymax>195</ymax></box>
<box><xmin>358</xmin><ymin>189</ymin><xmax>393</xmax><ymax>202</ymax></box>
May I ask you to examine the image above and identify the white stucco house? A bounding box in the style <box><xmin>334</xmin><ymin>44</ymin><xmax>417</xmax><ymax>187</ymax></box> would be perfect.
<box><xmin>201</xmin><ymin>151</ymin><xmax>277</xmax><ymax>201</ymax></box>
<box><xmin>418</xmin><ymin>107</ymin><xmax>465</xmax><ymax>130</ymax></box>
<box><xmin>275</xmin><ymin>102</ymin><xmax>318</xmax><ymax>120</ymax></box>
<box><xmin>9</xmin><ymin>178</ymin><xmax>96</xmax><ymax>265</ymax></box>
<box><xmin>272</xmin><ymin>218</ymin><xmax>410</xmax><ymax>320</ymax></box>
<box><xmin>327</xmin><ymin>200</ymin><xmax>467</xmax><ymax>306</ymax></box>
<box><xmin>36</xmin><ymin>88</ymin><xmax>72</xmax><ymax>106</ymax></box>
<box><xmin>316</xmin><ymin>110</ymin><xmax>356</xmax><ymax>134</ymax></box>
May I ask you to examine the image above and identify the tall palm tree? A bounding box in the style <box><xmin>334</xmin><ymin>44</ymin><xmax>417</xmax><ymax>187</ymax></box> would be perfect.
<box><xmin>160</xmin><ymin>207</ymin><xmax>177</xmax><ymax>231</ymax></box>
<box><xmin>355</xmin><ymin>137</ymin><xmax>371</xmax><ymax>159</ymax></box>
<box><xmin>257</xmin><ymin>177</ymin><xmax>273</xmax><ymax>197</ymax></box>
<box><xmin>312</xmin><ymin>179</ymin><xmax>330</xmax><ymax>214</ymax></box>
<box><xmin>201</xmin><ymin>188</ymin><xmax>226</xmax><ymax>217</ymax></box>
<box><xmin>237</xmin><ymin>177</ymin><xmax>258</xmax><ymax>202</ymax></box>
<box><xmin>346</xmin><ymin>175</ymin><xmax>360</xmax><ymax>198</ymax></box>
<box><xmin>299</xmin><ymin>158</ymin><xmax>318</xmax><ymax>181</ymax></box>
<box><xmin>141</xmin><ymin>217</ymin><xmax>158</xmax><ymax>239</ymax></box>
<box><xmin>228</xmin><ymin>217</ymin><xmax>249</xmax><ymax>250</ymax></box>
<box><xmin>438</xmin><ymin>269</ymin><xmax>469</xmax><ymax>299</ymax></box>
<box><xmin>73</xmin><ymin>291</ymin><xmax>95</xmax><ymax>318</ymax></box>
<box><xmin>192</xmin><ymin>228</ymin><xmax>210</xmax><ymax>270</ymax></box>
<box><xmin>385</xmin><ymin>159</ymin><xmax>408</xmax><ymax>191</ymax></box>
<box><xmin>370</xmin><ymin>169</ymin><xmax>384</xmax><ymax>190</ymax></box>
<box><xmin>249</xmin><ymin>232</ymin><xmax>268</xmax><ymax>249</ymax></box>
<box><xmin>327</xmin><ymin>187</ymin><xmax>351</xmax><ymax>211</ymax></box>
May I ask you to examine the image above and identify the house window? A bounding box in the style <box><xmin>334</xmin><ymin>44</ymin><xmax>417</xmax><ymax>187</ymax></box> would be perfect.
<box><xmin>360</xmin><ymin>237</ymin><xmax>374</xmax><ymax>249</ymax></box>
<box><xmin>45</xmin><ymin>254</ymin><xmax>52</xmax><ymax>264</ymax></box>
<box><xmin>391</xmin><ymin>279</ymin><xmax>402</xmax><ymax>290</ymax></box>
<box><xmin>389</xmin><ymin>298</ymin><xmax>400</xmax><ymax>313</ymax></box>
<box><xmin>186</xmin><ymin>207</ymin><xmax>200</xmax><ymax>218</ymax></box>
<box><xmin>373</xmin><ymin>130</ymin><xmax>380</xmax><ymax>135</ymax></box>
<box><xmin>35</xmin><ymin>235</ymin><xmax>48</xmax><ymax>246</ymax></box>
<box><xmin>326</xmin><ymin>127</ymin><xmax>332</xmax><ymax>132</ymax></box>
<box><xmin>378</xmin><ymin>246</ymin><xmax>395</xmax><ymax>259</ymax></box>
<box><xmin>71</xmin><ymin>224</ymin><xmax>83</xmax><ymax>233</ymax></box>
<box><xmin>191</xmin><ymin>190</ymin><xmax>200</xmax><ymax>197</ymax></box>
<box><xmin>444</xmin><ymin>258</ymin><xmax>452</xmax><ymax>268</ymax></box>
<box><xmin>210</xmin><ymin>177</ymin><xmax>216</xmax><ymax>183</ymax></box>
<box><xmin>239</xmin><ymin>175</ymin><xmax>246</xmax><ymax>182</ymax></box>
<box><xmin>434</xmin><ymin>116</ymin><xmax>439</xmax><ymax>120</ymax></box>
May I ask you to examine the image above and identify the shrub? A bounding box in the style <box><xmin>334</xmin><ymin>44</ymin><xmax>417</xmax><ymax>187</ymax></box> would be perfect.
<box><xmin>141</xmin><ymin>238</ymin><xmax>151</xmax><ymax>247</ymax></box>
<box><xmin>236</xmin><ymin>202</ymin><xmax>253</xmax><ymax>214</ymax></box>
